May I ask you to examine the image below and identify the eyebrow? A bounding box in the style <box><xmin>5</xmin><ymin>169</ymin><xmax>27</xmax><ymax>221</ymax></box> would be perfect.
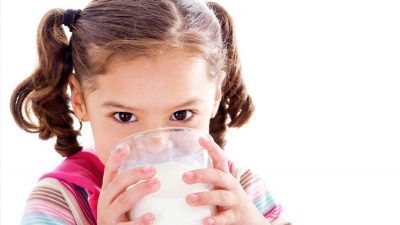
<box><xmin>101</xmin><ymin>98</ymin><xmax>203</xmax><ymax>112</ymax></box>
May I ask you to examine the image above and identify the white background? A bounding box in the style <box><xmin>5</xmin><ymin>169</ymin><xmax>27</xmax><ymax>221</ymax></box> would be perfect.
<box><xmin>1</xmin><ymin>0</ymin><xmax>400</xmax><ymax>224</ymax></box>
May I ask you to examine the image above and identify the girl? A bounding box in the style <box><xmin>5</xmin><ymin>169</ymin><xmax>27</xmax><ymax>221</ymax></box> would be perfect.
<box><xmin>11</xmin><ymin>0</ymin><xmax>291</xmax><ymax>224</ymax></box>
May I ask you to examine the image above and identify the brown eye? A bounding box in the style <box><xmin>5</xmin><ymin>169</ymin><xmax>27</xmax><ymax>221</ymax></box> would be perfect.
<box><xmin>170</xmin><ymin>110</ymin><xmax>193</xmax><ymax>121</ymax></box>
<box><xmin>113</xmin><ymin>112</ymin><xmax>136</xmax><ymax>123</ymax></box>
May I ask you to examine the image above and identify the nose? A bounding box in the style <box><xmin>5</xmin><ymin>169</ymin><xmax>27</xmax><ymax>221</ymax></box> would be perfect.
<box><xmin>142</xmin><ymin>119</ymin><xmax>169</xmax><ymax>132</ymax></box>
<box><xmin>137</xmin><ymin>127</ymin><xmax>173</xmax><ymax>153</ymax></box>
<box><xmin>134</xmin><ymin>119</ymin><xmax>177</xmax><ymax>152</ymax></box>
<box><xmin>144</xmin><ymin>134</ymin><xmax>172</xmax><ymax>153</ymax></box>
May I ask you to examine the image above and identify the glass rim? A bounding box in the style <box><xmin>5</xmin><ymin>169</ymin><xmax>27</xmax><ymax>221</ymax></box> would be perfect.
<box><xmin>113</xmin><ymin>126</ymin><xmax>213</xmax><ymax>151</ymax></box>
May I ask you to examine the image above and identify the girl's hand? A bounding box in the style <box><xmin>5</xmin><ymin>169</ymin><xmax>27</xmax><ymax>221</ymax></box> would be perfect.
<box><xmin>182</xmin><ymin>137</ymin><xmax>268</xmax><ymax>225</ymax></box>
<box><xmin>97</xmin><ymin>145</ymin><xmax>161</xmax><ymax>225</ymax></box>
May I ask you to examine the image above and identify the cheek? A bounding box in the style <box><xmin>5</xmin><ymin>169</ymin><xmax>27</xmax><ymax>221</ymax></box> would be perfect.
<box><xmin>91</xmin><ymin>135</ymin><xmax>118</xmax><ymax>165</ymax></box>
<box><xmin>191</xmin><ymin>113</ymin><xmax>212</xmax><ymax>133</ymax></box>
<box><xmin>89</xmin><ymin>120</ymin><xmax>129</xmax><ymax>165</ymax></box>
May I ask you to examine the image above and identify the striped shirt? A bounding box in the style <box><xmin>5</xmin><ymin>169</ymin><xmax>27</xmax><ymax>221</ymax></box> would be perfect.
<box><xmin>21</xmin><ymin>151</ymin><xmax>290</xmax><ymax>225</ymax></box>
<box><xmin>228</xmin><ymin>160</ymin><xmax>287</xmax><ymax>223</ymax></box>
<box><xmin>21</xmin><ymin>178</ymin><xmax>89</xmax><ymax>225</ymax></box>
<box><xmin>22</xmin><ymin>185</ymin><xmax>74</xmax><ymax>224</ymax></box>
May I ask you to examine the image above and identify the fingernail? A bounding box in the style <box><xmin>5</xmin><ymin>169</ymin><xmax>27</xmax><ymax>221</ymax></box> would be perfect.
<box><xmin>144</xmin><ymin>213</ymin><xmax>155</xmax><ymax>222</ymax></box>
<box><xmin>142</xmin><ymin>166</ymin><xmax>155</xmax><ymax>174</ymax></box>
<box><xmin>115</xmin><ymin>145</ymin><xmax>129</xmax><ymax>158</ymax></box>
<box><xmin>188</xmin><ymin>194</ymin><xmax>199</xmax><ymax>203</ymax></box>
<box><xmin>147</xmin><ymin>178</ymin><xmax>159</xmax><ymax>187</ymax></box>
<box><xmin>206</xmin><ymin>218</ymin><xmax>215</xmax><ymax>225</ymax></box>
<box><xmin>183</xmin><ymin>171</ymin><xmax>195</xmax><ymax>180</ymax></box>
<box><xmin>199</xmin><ymin>137</ymin><xmax>208</xmax><ymax>145</ymax></box>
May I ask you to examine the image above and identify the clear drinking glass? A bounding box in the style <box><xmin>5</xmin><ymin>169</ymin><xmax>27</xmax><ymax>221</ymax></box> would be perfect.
<box><xmin>111</xmin><ymin>127</ymin><xmax>217</xmax><ymax>225</ymax></box>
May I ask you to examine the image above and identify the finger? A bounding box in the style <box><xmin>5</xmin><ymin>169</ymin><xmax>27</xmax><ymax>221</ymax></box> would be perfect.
<box><xmin>109</xmin><ymin>178</ymin><xmax>160</xmax><ymax>219</ymax></box>
<box><xmin>203</xmin><ymin>209</ymin><xmax>237</xmax><ymax>225</ymax></box>
<box><xmin>182</xmin><ymin>168</ymin><xmax>238</xmax><ymax>191</ymax></box>
<box><xmin>117</xmin><ymin>212</ymin><xmax>155</xmax><ymax>225</ymax></box>
<box><xmin>186</xmin><ymin>190</ymin><xmax>237</xmax><ymax>208</ymax></box>
<box><xmin>103</xmin><ymin>144</ymin><xmax>130</xmax><ymax>189</ymax></box>
<box><xmin>199</xmin><ymin>136</ymin><xmax>229</xmax><ymax>173</ymax></box>
<box><xmin>105</xmin><ymin>166</ymin><xmax>157</xmax><ymax>205</ymax></box>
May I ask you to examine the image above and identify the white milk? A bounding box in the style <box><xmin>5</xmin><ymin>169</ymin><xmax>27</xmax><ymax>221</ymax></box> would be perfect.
<box><xmin>128</xmin><ymin>161</ymin><xmax>216</xmax><ymax>225</ymax></box>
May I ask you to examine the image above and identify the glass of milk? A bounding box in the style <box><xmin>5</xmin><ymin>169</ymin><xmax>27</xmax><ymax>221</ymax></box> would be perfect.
<box><xmin>112</xmin><ymin>127</ymin><xmax>217</xmax><ymax>225</ymax></box>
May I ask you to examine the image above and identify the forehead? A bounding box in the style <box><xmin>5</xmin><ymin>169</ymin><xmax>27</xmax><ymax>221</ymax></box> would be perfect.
<box><xmin>86</xmin><ymin>52</ymin><xmax>216</xmax><ymax>111</ymax></box>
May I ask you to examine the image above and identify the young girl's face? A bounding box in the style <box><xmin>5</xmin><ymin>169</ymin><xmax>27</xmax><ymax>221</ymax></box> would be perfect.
<box><xmin>69</xmin><ymin>51</ymin><xmax>224</xmax><ymax>164</ymax></box>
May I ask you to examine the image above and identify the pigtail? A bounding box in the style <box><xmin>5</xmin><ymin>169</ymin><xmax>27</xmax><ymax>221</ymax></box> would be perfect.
<box><xmin>207</xmin><ymin>2</ymin><xmax>255</xmax><ymax>149</ymax></box>
<box><xmin>10</xmin><ymin>9</ymin><xmax>82</xmax><ymax>157</ymax></box>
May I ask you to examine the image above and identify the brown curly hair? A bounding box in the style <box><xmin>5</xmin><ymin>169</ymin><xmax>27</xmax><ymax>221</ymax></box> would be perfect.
<box><xmin>10</xmin><ymin>0</ymin><xmax>255</xmax><ymax>157</ymax></box>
